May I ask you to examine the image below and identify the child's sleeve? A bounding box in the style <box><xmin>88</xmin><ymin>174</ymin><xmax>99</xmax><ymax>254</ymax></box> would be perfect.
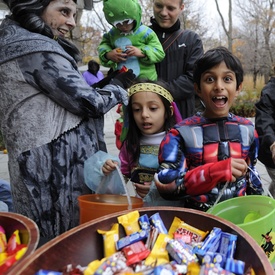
<box><xmin>139</xmin><ymin>30</ymin><xmax>165</xmax><ymax>64</ymax></box>
<box><xmin>98</xmin><ymin>32</ymin><xmax>118</xmax><ymax>68</ymax></box>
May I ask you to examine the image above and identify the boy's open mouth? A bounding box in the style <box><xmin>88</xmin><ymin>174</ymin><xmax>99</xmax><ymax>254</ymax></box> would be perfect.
<box><xmin>212</xmin><ymin>96</ymin><xmax>228</xmax><ymax>106</ymax></box>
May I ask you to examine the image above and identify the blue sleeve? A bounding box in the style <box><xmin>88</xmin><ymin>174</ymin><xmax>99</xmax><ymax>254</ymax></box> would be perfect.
<box><xmin>158</xmin><ymin>128</ymin><xmax>185</xmax><ymax>183</ymax></box>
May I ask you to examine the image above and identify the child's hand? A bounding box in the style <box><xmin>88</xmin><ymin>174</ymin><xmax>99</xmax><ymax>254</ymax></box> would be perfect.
<box><xmin>125</xmin><ymin>46</ymin><xmax>145</xmax><ymax>58</ymax></box>
<box><xmin>133</xmin><ymin>182</ymin><xmax>151</xmax><ymax>198</ymax></box>
<box><xmin>106</xmin><ymin>49</ymin><xmax>127</xmax><ymax>63</ymax></box>
<box><xmin>231</xmin><ymin>158</ymin><xmax>248</xmax><ymax>182</ymax></box>
<box><xmin>102</xmin><ymin>159</ymin><xmax>118</xmax><ymax>175</ymax></box>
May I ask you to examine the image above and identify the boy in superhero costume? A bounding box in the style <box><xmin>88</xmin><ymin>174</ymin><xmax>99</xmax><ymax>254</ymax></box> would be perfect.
<box><xmin>154</xmin><ymin>46</ymin><xmax>263</xmax><ymax>211</ymax></box>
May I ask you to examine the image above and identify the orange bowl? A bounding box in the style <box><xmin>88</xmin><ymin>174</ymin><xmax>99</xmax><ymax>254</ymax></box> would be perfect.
<box><xmin>78</xmin><ymin>194</ymin><xmax>144</xmax><ymax>224</ymax></box>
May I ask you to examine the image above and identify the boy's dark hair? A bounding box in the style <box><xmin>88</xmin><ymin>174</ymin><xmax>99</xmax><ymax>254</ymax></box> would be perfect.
<box><xmin>124</xmin><ymin>79</ymin><xmax>175</xmax><ymax>163</ymax></box>
<box><xmin>193</xmin><ymin>46</ymin><xmax>244</xmax><ymax>90</ymax></box>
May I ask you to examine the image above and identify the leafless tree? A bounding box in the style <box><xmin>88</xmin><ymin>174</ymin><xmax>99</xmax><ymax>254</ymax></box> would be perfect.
<box><xmin>214</xmin><ymin>0</ymin><xmax>233</xmax><ymax>51</ymax></box>
<box><xmin>236</xmin><ymin>0</ymin><xmax>275</xmax><ymax>83</ymax></box>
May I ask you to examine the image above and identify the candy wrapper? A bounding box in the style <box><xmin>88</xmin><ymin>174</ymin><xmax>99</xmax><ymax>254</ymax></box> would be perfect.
<box><xmin>0</xmin><ymin>228</ymin><xmax>28</xmax><ymax>273</ymax></box>
<box><xmin>166</xmin><ymin>239</ymin><xmax>198</xmax><ymax>265</ymax></box>
<box><xmin>168</xmin><ymin>217</ymin><xmax>208</xmax><ymax>244</ymax></box>
<box><xmin>138</xmin><ymin>214</ymin><xmax>150</xmax><ymax>232</ymax></box>
<box><xmin>149</xmin><ymin>213</ymin><xmax>167</xmax><ymax>234</ymax></box>
<box><xmin>118</xmin><ymin>210</ymin><xmax>140</xmax><ymax>235</ymax></box>
<box><xmin>218</xmin><ymin>232</ymin><xmax>237</xmax><ymax>259</ymax></box>
<box><xmin>193</xmin><ymin>227</ymin><xmax>222</xmax><ymax>257</ymax></box>
<box><xmin>116</xmin><ymin>230</ymin><xmax>148</xmax><ymax>250</ymax></box>
<box><xmin>145</xmin><ymin>233</ymin><xmax>171</xmax><ymax>266</ymax></box>
<box><xmin>97</xmin><ymin>223</ymin><xmax>119</xmax><ymax>257</ymax></box>
<box><xmin>122</xmin><ymin>241</ymin><xmax>150</xmax><ymax>266</ymax></box>
<box><xmin>94</xmin><ymin>252</ymin><xmax>128</xmax><ymax>275</ymax></box>
<box><xmin>0</xmin><ymin>226</ymin><xmax>7</xmax><ymax>253</ymax></box>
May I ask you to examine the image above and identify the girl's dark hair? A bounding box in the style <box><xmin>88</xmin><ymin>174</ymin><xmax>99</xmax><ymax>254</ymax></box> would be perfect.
<box><xmin>193</xmin><ymin>46</ymin><xmax>244</xmax><ymax>90</ymax></box>
<box><xmin>124</xmin><ymin>79</ymin><xmax>175</xmax><ymax>163</ymax></box>
<box><xmin>4</xmin><ymin>0</ymin><xmax>80</xmax><ymax>62</ymax></box>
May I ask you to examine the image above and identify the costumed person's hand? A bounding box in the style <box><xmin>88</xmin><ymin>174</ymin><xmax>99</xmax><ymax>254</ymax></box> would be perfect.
<box><xmin>102</xmin><ymin>159</ymin><xmax>118</xmax><ymax>175</ymax></box>
<box><xmin>111</xmin><ymin>69</ymin><xmax>136</xmax><ymax>89</ymax></box>
<box><xmin>106</xmin><ymin>48</ymin><xmax>128</xmax><ymax>63</ymax></box>
<box><xmin>125</xmin><ymin>46</ymin><xmax>145</xmax><ymax>58</ymax></box>
<box><xmin>133</xmin><ymin>182</ymin><xmax>151</xmax><ymax>198</ymax></box>
<box><xmin>231</xmin><ymin>158</ymin><xmax>248</xmax><ymax>182</ymax></box>
<box><xmin>154</xmin><ymin>173</ymin><xmax>177</xmax><ymax>195</ymax></box>
<box><xmin>91</xmin><ymin>69</ymin><xmax>121</xmax><ymax>89</ymax></box>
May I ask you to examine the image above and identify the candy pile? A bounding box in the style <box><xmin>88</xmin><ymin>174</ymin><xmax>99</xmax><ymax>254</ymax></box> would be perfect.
<box><xmin>0</xmin><ymin>225</ymin><xmax>28</xmax><ymax>273</ymax></box>
<box><xmin>35</xmin><ymin>210</ymin><xmax>256</xmax><ymax>275</ymax></box>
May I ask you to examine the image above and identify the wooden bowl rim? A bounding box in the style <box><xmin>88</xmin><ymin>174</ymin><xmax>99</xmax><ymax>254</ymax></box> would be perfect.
<box><xmin>9</xmin><ymin>206</ymin><xmax>274</xmax><ymax>275</ymax></box>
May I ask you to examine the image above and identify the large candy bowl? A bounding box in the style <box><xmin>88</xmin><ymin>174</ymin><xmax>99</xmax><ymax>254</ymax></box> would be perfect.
<box><xmin>0</xmin><ymin>212</ymin><xmax>40</xmax><ymax>274</ymax></box>
<box><xmin>10</xmin><ymin>207</ymin><xmax>274</xmax><ymax>275</ymax></box>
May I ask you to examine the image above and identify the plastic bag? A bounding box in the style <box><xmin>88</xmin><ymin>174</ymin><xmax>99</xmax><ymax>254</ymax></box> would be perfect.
<box><xmin>84</xmin><ymin>150</ymin><xmax>126</xmax><ymax>195</ymax></box>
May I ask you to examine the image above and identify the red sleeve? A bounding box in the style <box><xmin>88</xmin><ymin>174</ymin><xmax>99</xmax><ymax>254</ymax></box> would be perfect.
<box><xmin>184</xmin><ymin>158</ymin><xmax>232</xmax><ymax>195</ymax></box>
<box><xmin>114</xmin><ymin>120</ymin><xmax>123</xmax><ymax>136</ymax></box>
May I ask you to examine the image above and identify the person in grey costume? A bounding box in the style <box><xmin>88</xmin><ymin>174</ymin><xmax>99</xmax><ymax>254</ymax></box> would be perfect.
<box><xmin>0</xmin><ymin>0</ymin><xmax>135</xmax><ymax>241</ymax></box>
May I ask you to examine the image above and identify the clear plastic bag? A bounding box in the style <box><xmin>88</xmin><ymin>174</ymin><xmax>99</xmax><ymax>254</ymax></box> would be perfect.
<box><xmin>84</xmin><ymin>150</ymin><xmax>125</xmax><ymax>195</ymax></box>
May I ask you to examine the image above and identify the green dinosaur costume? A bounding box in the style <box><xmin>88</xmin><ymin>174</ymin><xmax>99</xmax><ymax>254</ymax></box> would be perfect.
<box><xmin>98</xmin><ymin>0</ymin><xmax>165</xmax><ymax>80</ymax></box>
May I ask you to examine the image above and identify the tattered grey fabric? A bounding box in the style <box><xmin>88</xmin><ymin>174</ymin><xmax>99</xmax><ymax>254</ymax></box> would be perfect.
<box><xmin>17</xmin><ymin>119</ymin><xmax>98</xmax><ymax>237</ymax></box>
<box><xmin>0</xmin><ymin>18</ymin><xmax>127</xmax><ymax>238</ymax></box>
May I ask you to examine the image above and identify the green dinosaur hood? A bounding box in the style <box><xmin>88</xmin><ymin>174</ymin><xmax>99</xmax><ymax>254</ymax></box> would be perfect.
<box><xmin>103</xmin><ymin>0</ymin><xmax>142</xmax><ymax>32</ymax></box>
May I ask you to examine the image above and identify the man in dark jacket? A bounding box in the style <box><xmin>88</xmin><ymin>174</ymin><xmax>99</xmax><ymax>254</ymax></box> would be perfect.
<box><xmin>255</xmin><ymin>74</ymin><xmax>275</xmax><ymax>197</ymax></box>
<box><xmin>150</xmin><ymin>0</ymin><xmax>204</xmax><ymax>119</ymax></box>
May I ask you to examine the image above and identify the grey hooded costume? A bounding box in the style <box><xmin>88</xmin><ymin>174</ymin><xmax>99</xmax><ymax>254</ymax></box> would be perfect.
<box><xmin>0</xmin><ymin>18</ymin><xmax>128</xmax><ymax>238</ymax></box>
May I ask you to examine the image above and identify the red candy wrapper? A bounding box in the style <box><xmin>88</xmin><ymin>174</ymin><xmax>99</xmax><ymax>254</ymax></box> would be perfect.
<box><xmin>122</xmin><ymin>241</ymin><xmax>150</xmax><ymax>266</ymax></box>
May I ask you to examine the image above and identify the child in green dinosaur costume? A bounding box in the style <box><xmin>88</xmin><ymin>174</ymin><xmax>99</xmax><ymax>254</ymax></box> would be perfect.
<box><xmin>98</xmin><ymin>0</ymin><xmax>165</xmax><ymax>81</ymax></box>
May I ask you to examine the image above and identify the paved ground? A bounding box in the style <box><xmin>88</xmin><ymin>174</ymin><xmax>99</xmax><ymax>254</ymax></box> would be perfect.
<box><xmin>0</xmin><ymin>108</ymin><xmax>272</xmax><ymax>195</ymax></box>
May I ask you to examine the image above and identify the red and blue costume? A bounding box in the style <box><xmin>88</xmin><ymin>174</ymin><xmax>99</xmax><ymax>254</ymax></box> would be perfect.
<box><xmin>154</xmin><ymin>113</ymin><xmax>263</xmax><ymax>210</ymax></box>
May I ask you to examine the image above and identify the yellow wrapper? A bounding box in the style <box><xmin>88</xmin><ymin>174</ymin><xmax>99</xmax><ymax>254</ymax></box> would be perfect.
<box><xmin>97</xmin><ymin>223</ymin><xmax>119</xmax><ymax>257</ymax></box>
<box><xmin>84</xmin><ymin>258</ymin><xmax>106</xmax><ymax>275</ymax></box>
<box><xmin>169</xmin><ymin>217</ymin><xmax>208</xmax><ymax>242</ymax></box>
<box><xmin>168</xmin><ymin>216</ymin><xmax>182</xmax><ymax>237</ymax></box>
<box><xmin>186</xmin><ymin>262</ymin><xmax>201</xmax><ymax>275</ymax></box>
<box><xmin>117</xmin><ymin>210</ymin><xmax>140</xmax><ymax>235</ymax></box>
<box><xmin>145</xmin><ymin>233</ymin><xmax>171</xmax><ymax>266</ymax></box>
<box><xmin>14</xmin><ymin>246</ymin><xmax>27</xmax><ymax>261</ymax></box>
<box><xmin>0</xmin><ymin>252</ymin><xmax>7</xmax><ymax>266</ymax></box>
